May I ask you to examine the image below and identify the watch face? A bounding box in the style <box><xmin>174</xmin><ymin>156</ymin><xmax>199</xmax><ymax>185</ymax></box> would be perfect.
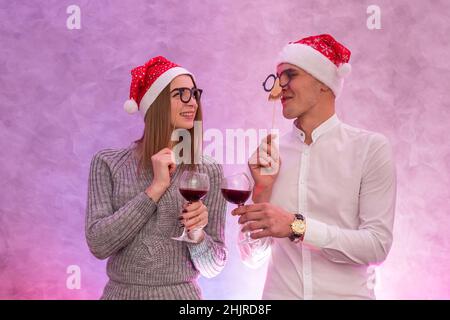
<box><xmin>292</xmin><ymin>219</ymin><xmax>306</xmax><ymax>234</ymax></box>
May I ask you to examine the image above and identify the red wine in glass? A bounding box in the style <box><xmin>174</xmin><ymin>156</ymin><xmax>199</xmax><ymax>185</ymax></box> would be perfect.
<box><xmin>179</xmin><ymin>188</ymin><xmax>208</xmax><ymax>202</ymax></box>
<box><xmin>220</xmin><ymin>189</ymin><xmax>251</xmax><ymax>206</ymax></box>
<box><xmin>221</xmin><ymin>173</ymin><xmax>258</xmax><ymax>244</ymax></box>
<box><xmin>172</xmin><ymin>171</ymin><xmax>210</xmax><ymax>243</ymax></box>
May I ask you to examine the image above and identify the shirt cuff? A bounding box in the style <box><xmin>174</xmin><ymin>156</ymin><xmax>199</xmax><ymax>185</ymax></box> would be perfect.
<box><xmin>187</xmin><ymin>232</ymin><xmax>211</xmax><ymax>257</ymax></box>
<box><xmin>303</xmin><ymin>217</ymin><xmax>328</xmax><ymax>248</ymax></box>
<box><xmin>139</xmin><ymin>190</ymin><xmax>157</xmax><ymax>205</ymax></box>
<box><xmin>187</xmin><ymin>229</ymin><xmax>205</xmax><ymax>243</ymax></box>
<box><xmin>137</xmin><ymin>191</ymin><xmax>158</xmax><ymax>212</ymax></box>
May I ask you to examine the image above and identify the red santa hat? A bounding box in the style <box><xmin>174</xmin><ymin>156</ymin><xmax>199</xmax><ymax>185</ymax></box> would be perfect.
<box><xmin>124</xmin><ymin>56</ymin><xmax>193</xmax><ymax>117</ymax></box>
<box><xmin>276</xmin><ymin>34</ymin><xmax>351</xmax><ymax>97</ymax></box>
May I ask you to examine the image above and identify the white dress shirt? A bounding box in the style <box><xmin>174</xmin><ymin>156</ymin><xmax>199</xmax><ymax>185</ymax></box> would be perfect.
<box><xmin>239</xmin><ymin>114</ymin><xmax>396</xmax><ymax>299</ymax></box>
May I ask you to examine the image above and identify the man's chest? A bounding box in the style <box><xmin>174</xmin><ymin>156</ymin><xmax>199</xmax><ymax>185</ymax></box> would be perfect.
<box><xmin>271</xmin><ymin>142</ymin><xmax>363</xmax><ymax>223</ymax></box>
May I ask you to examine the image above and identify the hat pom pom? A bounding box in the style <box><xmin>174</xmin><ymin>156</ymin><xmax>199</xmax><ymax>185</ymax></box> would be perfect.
<box><xmin>337</xmin><ymin>63</ymin><xmax>352</xmax><ymax>78</ymax></box>
<box><xmin>123</xmin><ymin>99</ymin><xmax>139</xmax><ymax>114</ymax></box>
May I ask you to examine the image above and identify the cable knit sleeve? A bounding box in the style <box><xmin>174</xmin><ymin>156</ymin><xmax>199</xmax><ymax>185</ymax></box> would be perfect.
<box><xmin>187</xmin><ymin>157</ymin><xmax>228</xmax><ymax>278</ymax></box>
<box><xmin>85</xmin><ymin>150</ymin><xmax>157</xmax><ymax>260</ymax></box>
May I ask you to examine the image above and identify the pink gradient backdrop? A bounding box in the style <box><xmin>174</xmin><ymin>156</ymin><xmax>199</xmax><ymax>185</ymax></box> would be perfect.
<box><xmin>0</xmin><ymin>0</ymin><xmax>449</xmax><ymax>299</ymax></box>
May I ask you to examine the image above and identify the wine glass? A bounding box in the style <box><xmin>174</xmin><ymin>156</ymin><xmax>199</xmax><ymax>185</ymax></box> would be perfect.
<box><xmin>220</xmin><ymin>173</ymin><xmax>256</xmax><ymax>244</ymax></box>
<box><xmin>172</xmin><ymin>171</ymin><xmax>210</xmax><ymax>242</ymax></box>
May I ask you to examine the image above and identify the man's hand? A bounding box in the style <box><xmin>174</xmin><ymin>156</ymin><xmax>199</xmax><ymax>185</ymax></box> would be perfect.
<box><xmin>231</xmin><ymin>203</ymin><xmax>294</xmax><ymax>239</ymax></box>
<box><xmin>248</xmin><ymin>134</ymin><xmax>281</xmax><ymax>203</ymax></box>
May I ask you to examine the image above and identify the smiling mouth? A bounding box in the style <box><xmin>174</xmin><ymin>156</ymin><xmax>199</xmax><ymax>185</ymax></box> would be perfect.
<box><xmin>180</xmin><ymin>111</ymin><xmax>195</xmax><ymax>118</ymax></box>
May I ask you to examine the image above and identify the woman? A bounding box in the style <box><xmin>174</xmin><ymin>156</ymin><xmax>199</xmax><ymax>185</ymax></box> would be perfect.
<box><xmin>85</xmin><ymin>56</ymin><xmax>227</xmax><ymax>299</ymax></box>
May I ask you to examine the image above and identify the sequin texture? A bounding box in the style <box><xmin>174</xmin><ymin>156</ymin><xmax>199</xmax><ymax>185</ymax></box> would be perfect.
<box><xmin>128</xmin><ymin>56</ymin><xmax>179</xmax><ymax>109</ymax></box>
<box><xmin>292</xmin><ymin>34</ymin><xmax>351</xmax><ymax>66</ymax></box>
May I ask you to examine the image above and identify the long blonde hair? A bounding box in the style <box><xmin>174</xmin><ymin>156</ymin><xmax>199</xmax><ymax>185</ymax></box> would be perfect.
<box><xmin>134</xmin><ymin>75</ymin><xmax>203</xmax><ymax>176</ymax></box>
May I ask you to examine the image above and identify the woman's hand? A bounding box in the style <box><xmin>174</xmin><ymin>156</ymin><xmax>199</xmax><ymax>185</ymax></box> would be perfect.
<box><xmin>180</xmin><ymin>201</ymin><xmax>208</xmax><ymax>242</ymax></box>
<box><xmin>145</xmin><ymin>148</ymin><xmax>176</xmax><ymax>202</ymax></box>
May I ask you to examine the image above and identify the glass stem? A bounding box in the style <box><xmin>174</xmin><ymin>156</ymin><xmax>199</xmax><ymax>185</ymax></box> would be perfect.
<box><xmin>238</xmin><ymin>203</ymin><xmax>253</xmax><ymax>242</ymax></box>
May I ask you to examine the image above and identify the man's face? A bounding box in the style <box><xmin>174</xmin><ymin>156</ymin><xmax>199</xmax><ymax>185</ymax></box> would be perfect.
<box><xmin>277</xmin><ymin>63</ymin><xmax>327</xmax><ymax>119</ymax></box>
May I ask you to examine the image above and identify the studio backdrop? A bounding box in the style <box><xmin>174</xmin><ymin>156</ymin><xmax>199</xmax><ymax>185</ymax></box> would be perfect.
<box><xmin>0</xmin><ymin>0</ymin><xmax>449</xmax><ymax>299</ymax></box>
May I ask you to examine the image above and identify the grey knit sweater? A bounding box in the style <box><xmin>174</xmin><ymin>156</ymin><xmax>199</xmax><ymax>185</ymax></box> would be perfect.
<box><xmin>85</xmin><ymin>143</ymin><xmax>227</xmax><ymax>300</ymax></box>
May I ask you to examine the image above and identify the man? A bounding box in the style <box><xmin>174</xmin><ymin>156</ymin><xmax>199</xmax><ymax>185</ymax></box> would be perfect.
<box><xmin>232</xmin><ymin>34</ymin><xmax>396</xmax><ymax>299</ymax></box>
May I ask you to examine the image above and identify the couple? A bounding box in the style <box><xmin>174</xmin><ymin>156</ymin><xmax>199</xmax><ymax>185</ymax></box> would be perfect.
<box><xmin>85</xmin><ymin>34</ymin><xmax>396</xmax><ymax>300</ymax></box>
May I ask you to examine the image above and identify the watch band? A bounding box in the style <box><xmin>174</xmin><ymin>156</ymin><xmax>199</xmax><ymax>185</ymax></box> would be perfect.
<box><xmin>289</xmin><ymin>213</ymin><xmax>305</xmax><ymax>242</ymax></box>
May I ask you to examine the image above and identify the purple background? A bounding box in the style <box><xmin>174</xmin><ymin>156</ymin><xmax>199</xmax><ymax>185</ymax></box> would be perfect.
<box><xmin>1</xmin><ymin>0</ymin><xmax>449</xmax><ymax>299</ymax></box>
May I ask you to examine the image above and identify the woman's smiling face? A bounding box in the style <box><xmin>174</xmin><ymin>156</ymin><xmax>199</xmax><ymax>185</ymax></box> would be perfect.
<box><xmin>170</xmin><ymin>74</ymin><xmax>199</xmax><ymax>129</ymax></box>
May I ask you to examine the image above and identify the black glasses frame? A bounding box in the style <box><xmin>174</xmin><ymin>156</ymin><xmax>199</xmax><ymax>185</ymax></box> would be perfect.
<box><xmin>262</xmin><ymin>69</ymin><xmax>296</xmax><ymax>92</ymax></box>
<box><xmin>170</xmin><ymin>87</ymin><xmax>203</xmax><ymax>103</ymax></box>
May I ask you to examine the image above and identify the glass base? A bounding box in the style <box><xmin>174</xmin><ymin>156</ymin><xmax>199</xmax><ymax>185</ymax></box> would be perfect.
<box><xmin>171</xmin><ymin>228</ymin><xmax>201</xmax><ymax>243</ymax></box>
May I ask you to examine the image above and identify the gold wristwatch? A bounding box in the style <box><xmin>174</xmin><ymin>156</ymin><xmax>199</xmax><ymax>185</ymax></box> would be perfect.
<box><xmin>289</xmin><ymin>213</ymin><xmax>306</xmax><ymax>243</ymax></box>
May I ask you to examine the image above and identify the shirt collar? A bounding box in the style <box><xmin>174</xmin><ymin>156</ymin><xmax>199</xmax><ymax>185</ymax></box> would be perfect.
<box><xmin>292</xmin><ymin>114</ymin><xmax>340</xmax><ymax>143</ymax></box>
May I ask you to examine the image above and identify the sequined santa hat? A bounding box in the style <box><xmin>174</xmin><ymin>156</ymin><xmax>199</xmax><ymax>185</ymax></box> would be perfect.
<box><xmin>124</xmin><ymin>56</ymin><xmax>193</xmax><ymax>117</ymax></box>
<box><xmin>277</xmin><ymin>34</ymin><xmax>351</xmax><ymax>97</ymax></box>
